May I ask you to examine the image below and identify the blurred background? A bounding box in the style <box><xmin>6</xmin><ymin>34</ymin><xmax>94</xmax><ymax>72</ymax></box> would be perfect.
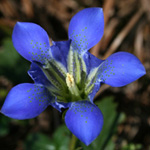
<box><xmin>0</xmin><ymin>0</ymin><xmax>150</xmax><ymax>150</ymax></box>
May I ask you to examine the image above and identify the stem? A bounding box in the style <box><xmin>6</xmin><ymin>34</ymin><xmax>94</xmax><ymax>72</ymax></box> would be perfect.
<box><xmin>69</xmin><ymin>134</ymin><xmax>77</xmax><ymax>150</ymax></box>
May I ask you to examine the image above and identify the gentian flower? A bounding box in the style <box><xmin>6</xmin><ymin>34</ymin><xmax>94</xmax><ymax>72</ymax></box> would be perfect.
<box><xmin>1</xmin><ymin>8</ymin><xmax>146</xmax><ymax>145</ymax></box>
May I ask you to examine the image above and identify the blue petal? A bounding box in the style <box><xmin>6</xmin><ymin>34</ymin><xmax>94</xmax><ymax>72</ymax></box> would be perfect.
<box><xmin>28</xmin><ymin>62</ymin><xmax>51</xmax><ymax>87</ymax></box>
<box><xmin>68</xmin><ymin>8</ymin><xmax>104</xmax><ymax>54</ymax></box>
<box><xmin>99</xmin><ymin>52</ymin><xmax>146</xmax><ymax>87</ymax></box>
<box><xmin>83</xmin><ymin>52</ymin><xmax>104</xmax><ymax>75</ymax></box>
<box><xmin>65</xmin><ymin>100</ymin><xmax>103</xmax><ymax>145</ymax></box>
<box><xmin>82</xmin><ymin>52</ymin><xmax>103</xmax><ymax>101</ymax></box>
<box><xmin>88</xmin><ymin>82</ymin><xmax>101</xmax><ymax>102</ymax></box>
<box><xmin>12</xmin><ymin>22</ymin><xmax>50</xmax><ymax>64</ymax></box>
<box><xmin>50</xmin><ymin>100</ymin><xmax>71</xmax><ymax>112</ymax></box>
<box><xmin>1</xmin><ymin>83</ymin><xmax>53</xmax><ymax>119</ymax></box>
<box><xmin>51</xmin><ymin>40</ymin><xmax>70</xmax><ymax>68</ymax></box>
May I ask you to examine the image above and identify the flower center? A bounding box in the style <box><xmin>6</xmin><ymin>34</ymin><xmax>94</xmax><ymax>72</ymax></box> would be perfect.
<box><xmin>65</xmin><ymin>73</ymin><xmax>81</xmax><ymax>100</ymax></box>
<box><xmin>36</xmin><ymin>46</ymin><xmax>99</xmax><ymax>102</ymax></box>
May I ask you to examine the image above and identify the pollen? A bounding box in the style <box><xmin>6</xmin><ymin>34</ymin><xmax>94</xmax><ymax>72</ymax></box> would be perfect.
<box><xmin>66</xmin><ymin>73</ymin><xmax>75</xmax><ymax>88</ymax></box>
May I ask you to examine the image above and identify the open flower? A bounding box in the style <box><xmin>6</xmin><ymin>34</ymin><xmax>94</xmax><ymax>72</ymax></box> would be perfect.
<box><xmin>1</xmin><ymin>8</ymin><xmax>146</xmax><ymax>145</ymax></box>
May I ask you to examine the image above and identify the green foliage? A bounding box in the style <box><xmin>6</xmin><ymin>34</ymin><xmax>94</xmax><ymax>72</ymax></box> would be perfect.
<box><xmin>122</xmin><ymin>143</ymin><xmax>142</xmax><ymax>150</ymax></box>
<box><xmin>0</xmin><ymin>38</ymin><xmax>20</xmax><ymax>67</ymax></box>
<box><xmin>0</xmin><ymin>38</ymin><xmax>30</xmax><ymax>83</ymax></box>
<box><xmin>0</xmin><ymin>115</ymin><xmax>11</xmax><ymax>136</ymax></box>
<box><xmin>95</xmin><ymin>96</ymin><xmax>117</xmax><ymax>149</ymax></box>
<box><xmin>25</xmin><ymin>125</ymin><xmax>70</xmax><ymax>150</ymax></box>
<box><xmin>53</xmin><ymin>125</ymin><xmax>70</xmax><ymax>149</ymax></box>
<box><xmin>0</xmin><ymin>88</ymin><xmax>8</xmax><ymax>98</ymax></box>
<box><xmin>0</xmin><ymin>115</ymin><xmax>29</xmax><ymax>137</ymax></box>
<box><xmin>25</xmin><ymin>133</ymin><xmax>55</xmax><ymax>150</ymax></box>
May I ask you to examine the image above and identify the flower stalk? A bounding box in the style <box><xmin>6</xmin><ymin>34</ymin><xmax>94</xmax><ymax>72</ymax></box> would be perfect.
<box><xmin>70</xmin><ymin>134</ymin><xmax>77</xmax><ymax>150</ymax></box>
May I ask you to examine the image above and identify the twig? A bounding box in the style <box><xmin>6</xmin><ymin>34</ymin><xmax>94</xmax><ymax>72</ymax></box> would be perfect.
<box><xmin>103</xmin><ymin>9</ymin><xmax>143</xmax><ymax>59</ymax></box>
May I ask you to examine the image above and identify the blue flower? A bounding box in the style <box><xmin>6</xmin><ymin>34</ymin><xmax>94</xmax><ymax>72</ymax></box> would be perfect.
<box><xmin>1</xmin><ymin>8</ymin><xmax>146</xmax><ymax>145</ymax></box>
